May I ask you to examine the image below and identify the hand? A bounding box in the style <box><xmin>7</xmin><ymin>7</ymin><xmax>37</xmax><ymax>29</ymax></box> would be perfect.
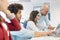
<box><xmin>0</xmin><ymin>0</ymin><xmax>9</xmax><ymax>12</ymax></box>
<box><xmin>48</xmin><ymin>30</ymin><xmax>56</xmax><ymax>36</ymax></box>
<box><xmin>48</xmin><ymin>25</ymin><xmax>55</xmax><ymax>30</ymax></box>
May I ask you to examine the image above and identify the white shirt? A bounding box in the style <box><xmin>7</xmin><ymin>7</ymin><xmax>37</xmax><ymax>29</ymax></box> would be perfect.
<box><xmin>37</xmin><ymin>14</ymin><xmax>50</xmax><ymax>31</ymax></box>
<box><xmin>26</xmin><ymin>21</ymin><xmax>39</xmax><ymax>31</ymax></box>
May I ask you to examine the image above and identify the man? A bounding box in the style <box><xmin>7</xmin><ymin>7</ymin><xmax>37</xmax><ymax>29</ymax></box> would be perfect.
<box><xmin>8</xmin><ymin>3</ymin><xmax>53</xmax><ymax>40</ymax></box>
<box><xmin>37</xmin><ymin>4</ymin><xmax>55</xmax><ymax>31</ymax></box>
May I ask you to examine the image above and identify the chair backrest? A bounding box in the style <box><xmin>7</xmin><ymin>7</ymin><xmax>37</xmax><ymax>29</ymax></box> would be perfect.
<box><xmin>23</xmin><ymin>20</ymin><xmax>28</xmax><ymax>28</ymax></box>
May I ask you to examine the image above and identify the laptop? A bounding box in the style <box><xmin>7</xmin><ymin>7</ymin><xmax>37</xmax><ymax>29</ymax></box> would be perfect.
<box><xmin>55</xmin><ymin>24</ymin><xmax>60</xmax><ymax>37</ymax></box>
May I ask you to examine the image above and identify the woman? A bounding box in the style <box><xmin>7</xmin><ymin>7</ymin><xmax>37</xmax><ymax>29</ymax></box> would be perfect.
<box><xmin>0</xmin><ymin>0</ymin><xmax>21</xmax><ymax>40</ymax></box>
<box><xmin>26</xmin><ymin>10</ymin><xmax>40</xmax><ymax>31</ymax></box>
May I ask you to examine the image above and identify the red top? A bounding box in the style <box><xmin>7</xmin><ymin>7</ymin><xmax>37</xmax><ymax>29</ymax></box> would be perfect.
<box><xmin>0</xmin><ymin>17</ymin><xmax>21</xmax><ymax>40</ymax></box>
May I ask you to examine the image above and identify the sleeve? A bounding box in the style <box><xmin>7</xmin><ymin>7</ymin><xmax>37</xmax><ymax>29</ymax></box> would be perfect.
<box><xmin>6</xmin><ymin>13</ymin><xmax>21</xmax><ymax>31</ymax></box>
<box><xmin>10</xmin><ymin>29</ymin><xmax>35</xmax><ymax>39</ymax></box>
<box><xmin>26</xmin><ymin>21</ymin><xmax>39</xmax><ymax>31</ymax></box>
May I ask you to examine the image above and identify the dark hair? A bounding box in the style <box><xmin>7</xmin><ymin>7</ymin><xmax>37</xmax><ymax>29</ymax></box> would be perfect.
<box><xmin>0</xmin><ymin>16</ymin><xmax>2</xmax><ymax>22</ymax></box>
<box><xmin>8</xmin><ymin>3</ymin><xmax>23</xmax><ymax>14</ymax></box>
<box><xmin>29</xmin><ymin>10</ymin><xmax>39</xmax><ymax>24</ymax></box>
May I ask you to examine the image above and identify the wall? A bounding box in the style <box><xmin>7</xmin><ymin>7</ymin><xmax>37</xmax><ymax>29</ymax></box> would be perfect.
<box><xmin>50</xmin><ymin>0</ymin><xmax>60</xmax><ymax>27</ymax></box>
<box><xmin>0</xmin><ymin>0</ymin><xmax>60</xmax><ymax>27</ymax></box>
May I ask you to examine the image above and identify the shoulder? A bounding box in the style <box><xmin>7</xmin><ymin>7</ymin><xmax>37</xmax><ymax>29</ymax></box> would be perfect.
<box><xmin>27</xmin><ymin>21</ymin><xmax>34</xmax><ymax>24</ymax></box>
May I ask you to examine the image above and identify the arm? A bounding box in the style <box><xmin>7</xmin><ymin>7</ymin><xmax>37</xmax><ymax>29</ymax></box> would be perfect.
<box><xmin>34</xmin><ymin>31</ymin><xmax>51</xmax><ymax>37</ymax></box>
<box><xmin>24</xmin><ymin>26</ymin><xmax>53</xmax><ymax>37</ymax></box>
<box><xmin>6</xmin><ymin>13</ymin><xmax>21</xmax><ymax>31</ymax></box>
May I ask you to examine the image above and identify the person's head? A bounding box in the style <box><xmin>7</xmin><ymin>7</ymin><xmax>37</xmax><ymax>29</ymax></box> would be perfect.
<box><xmin>40</xmin><ymin>4</ymin><xmax>49</xmax><ymax>16</ymax></box>
<box><xmin>8</xmin><ymin>3</ymin><xmax>23</xmax><ymax>21</ymax></box>
<box><xmin>29</xmin><ymin>10</ymin><xmax>40</xmax><ymax>24</ymax></box>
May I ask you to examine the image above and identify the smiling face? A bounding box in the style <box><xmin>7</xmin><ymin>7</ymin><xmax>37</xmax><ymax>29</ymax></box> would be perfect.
<box><xmin>35</xmin><ymin>13</ymin><xmax>40</xmax><ymax>21</ymax></box>
<box><xmin>15</xmin><ymin>10</ymin><xmax>22</xmax><ymax>21</ymax></box>
<box><xmin>41</xmin><ymin>4</ymin><xmax>49</xmax><ymax>16</ymax></box>
<box><xmin>41</xmin><ymin>8</ymin><xmax>48</xmax><ymax>16</ymax></box>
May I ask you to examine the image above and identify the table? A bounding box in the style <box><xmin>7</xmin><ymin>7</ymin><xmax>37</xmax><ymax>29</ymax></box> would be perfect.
<box><xmin>31</xmin><ymin>36</ymin><xmax>60</xmax><ymax>40</ymax></box>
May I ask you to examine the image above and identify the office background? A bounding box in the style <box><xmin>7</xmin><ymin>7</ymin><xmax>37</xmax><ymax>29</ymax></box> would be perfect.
<box><xmin>0</xmin><ymin>0</ymin><xmax>60</xmax><ymax>27</ymax></box>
